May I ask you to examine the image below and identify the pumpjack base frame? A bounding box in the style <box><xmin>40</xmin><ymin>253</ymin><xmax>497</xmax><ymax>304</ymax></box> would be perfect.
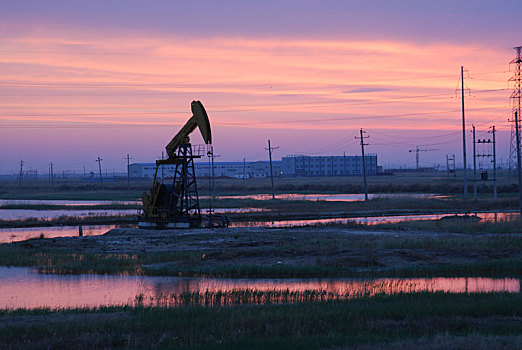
<box><xmin>138</xmin><ymin>212</ymin><xmax>229</xmax><ymax>229</ymax></box>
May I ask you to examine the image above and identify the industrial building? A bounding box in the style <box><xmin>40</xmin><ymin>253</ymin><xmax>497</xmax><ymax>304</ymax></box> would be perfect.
<box><xmin>281</xmin><ymin>154</ymin><xmax>378</xmax><ymax>176</ymax></box>
<box><xmin>130</xmin><ymin>154</ymin><xmax>379</xmax><ymax>179</ymax></box>
<box><xmin>129</xmin><ymin>161</ymin><xmax>282</xmax><ymax>179</ymax></box>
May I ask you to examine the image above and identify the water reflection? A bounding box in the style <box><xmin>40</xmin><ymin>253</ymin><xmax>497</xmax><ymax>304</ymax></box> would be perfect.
<box><xmin>208</xmin><ymin>208</ymin><xmax>270</xmax><ymax>214</ymax></box>
<box><xmin>0</xmin><ymin>209</ymin><xmax>136</xmax><ymax>221</ymax></box>
<box><xmin>0</xmin><ymin>194</ymin><xmax>444</xmax><ymax>206</ymax></box>
<box><xmin>0</xmin><ymin>267</ymin><xmax>518</xmax><ymax>310</ymax></box>
<box><xmin>0</xmin><ymin>207</ymin><xmax>267</xmax><ymax>221</ymax></box>
<box><xmin>0</xmin><ymin>211</ymin><xmax>516</xmax><ymax>242</ymax></box>
<box><xmin>211</xmin><ymin>193</ymin><xmax>447</xmax><ymax>202</ymax></box>
<box><xmin>0</xmin><ymin>225</ymin><xmax>117</xmax><ymax>243</ymax></box>
<box><xmin>230</xmin><ymin>211</ymin><xmax>519</xmax><ymax>228</ymax></box>
<box><xmin>0</xmin><ymin>199</ymin><xmax>140</xmax><ymax>206</ymax></box>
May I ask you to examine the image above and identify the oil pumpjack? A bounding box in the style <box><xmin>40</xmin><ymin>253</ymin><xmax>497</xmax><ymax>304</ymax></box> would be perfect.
<box><xmin>139</xmin><ymin>101</ymin><xmax>228</xmax><ymax>228</ymax></box>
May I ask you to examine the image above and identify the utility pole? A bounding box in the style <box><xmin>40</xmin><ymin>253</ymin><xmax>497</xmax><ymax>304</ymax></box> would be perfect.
<box><xmin>472</xmin><ymin>125</ymin><xmax>477</xmax><ymax>200</ymax></box>
<box><xmin>125</xmin><ymin>154</ymin><xmax>131</xmax><ymax>190</ymax></box>
<box><xmin>211</xmin><ymin>147</ymin><xmax>220</xmax><ymax>205</ymax></box>
<box><xmin>343</xmin><ymin>151</ymin><xmax>347</xmax><ymax>176</ymax></box>
<box><xmin>243</xmin><ymin>157</ymin><xmax>246</xmax><ymax>181</ymax></box>
<box><xmin>491</xmin><ymin>126</ymin><xmax>497</xmax><ymax>200</ymax></box>
<box><xmin>49</xmin><ymin>162</ymin><xmax>54</xmax><ymax>187</ymax></box>
<box><xmin>356</xmin><ymin>129</ymin><xmax>369</xmax><ymax>201</ymax></box>
<box><xmin>446</xmin><ymin>155</ymin><xmax>450</xmax><ymax>178</ymax></box>
<box><xmin>96</xmin><ymin>157</ymin><xmax>103</xmax><ymax>189</ymax></box>
<box><xmin>18</xmin><ymin>160</ymin><xmax>24</xmax><ymax>187</ymax></box>
<box><xmin>461</xmin><ymin>66</ymin><xmax>469</xmax><ymax>200</ymax></box>
<box><xmin>266</xmin><ymin>139</ymin><xmax>279</xmax><ymax>199</ymax></box>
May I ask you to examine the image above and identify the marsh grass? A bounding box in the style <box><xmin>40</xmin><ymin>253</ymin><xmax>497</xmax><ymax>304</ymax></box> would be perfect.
<box><xmin>0</xmin><ymin>292</ymin><xmax>521</xmax><ymax>349</ymax></box>
<box><xmin>0</xmin><ymin>245</ymin><xmax>142</xmax><ymax>275</ymax></box>
<box><xmin>2</xmin><ymin>240</ymin><xmax>521</xmax><ymax>278</ymax></box>
<box><xmin>349</xmin><ymin>216</ymin><xmax>522</xmax><ymax>234</ymax></box>
<box><xmin>0</xmin><ymin>214</ymin><xmax>137</xmax><ymax>228</ymax></box>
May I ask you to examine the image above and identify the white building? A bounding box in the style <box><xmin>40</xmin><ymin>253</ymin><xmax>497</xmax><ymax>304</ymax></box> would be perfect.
<box><xmin>129</xmin><ymin>161</ymin><xmax>282</xmax><ymax>179</ymax></box>
<box><xmin>282</xmin><ymin>154</ymin><xmax>378</xmax><ymax>176</ymax></box>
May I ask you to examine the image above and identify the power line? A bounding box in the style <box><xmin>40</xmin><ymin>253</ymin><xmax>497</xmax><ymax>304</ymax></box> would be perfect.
<box><xmin>0</xmin><ymin>104</ymin><xmax>509</xmax><ymax>129</ymax></box>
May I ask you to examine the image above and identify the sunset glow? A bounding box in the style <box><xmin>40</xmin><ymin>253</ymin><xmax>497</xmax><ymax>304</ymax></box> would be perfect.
<box><xmin>0</xmin><ymin>1</ymin><xmax>520</xmax><ymax>172</ymax></box>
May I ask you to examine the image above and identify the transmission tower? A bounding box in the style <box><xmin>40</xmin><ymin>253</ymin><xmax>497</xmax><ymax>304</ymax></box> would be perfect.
<box><xmin>508</xmin><ymin>124</ymin><xmax>518</xmax><ymax>178</ymax></box>
<box><xmin>508</xmin><ymin>46</ymin><xmax>522</xmax><ymax>178</ymax></box>
<box><xmin>446</xmin><ymin>154</ymin><xmax>456</xmax><ymax>178</ymax></box>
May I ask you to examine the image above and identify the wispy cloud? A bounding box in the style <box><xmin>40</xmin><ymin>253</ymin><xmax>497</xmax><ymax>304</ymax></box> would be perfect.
<box><xmin>0</xmin><ymin>25</ymin><xmax>515</xmax><ymax>169</ymax></box>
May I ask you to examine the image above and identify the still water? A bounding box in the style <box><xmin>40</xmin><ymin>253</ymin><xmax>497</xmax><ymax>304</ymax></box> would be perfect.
<box><xmin>230</xmin><ymin>211</ymin><xmax>519</xmax><ymax>228</ymax></box>
<box><xmin>0</xmin><ymin>209</ymin><xmax>136</xmax><ymax>221</ymax></box>
<box><xmin>0</xmin><ymin>194</ymin><xmax>444</xmax><ymax>206</ymax></box>
<box><xmin>212</xmin><ymin>193</ymin><xmax>447</xmax><ymax>202</ymax></box>
<box><xmin>0</xmin><ymin>199</ymin><xmax>140</xmax><ymax>206</ymax></box>
<box><xmin>0</xmin><ymin>225</ymin><xmax>117</xmax><ymax>243</ymax></box>
<box><xmin>0</xmin><ymin>211</ymin><xmax>517</xmax><ymax>243</ymax></box>
<box><xmin>0</xmin><ymin>207</ymin><xmax>266</xmax><ymax>221</ymax></box>
<box><xmin>0</xmin><ymin>267</ymin><xmax>518</xmax><ymax>309</ymax></box>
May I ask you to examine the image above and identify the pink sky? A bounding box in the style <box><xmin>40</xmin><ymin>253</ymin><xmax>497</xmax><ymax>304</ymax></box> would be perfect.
<box><xmin>0</xmin><ymin>1</ymin><xmax>520</xmax><ymax>174</ymax></box>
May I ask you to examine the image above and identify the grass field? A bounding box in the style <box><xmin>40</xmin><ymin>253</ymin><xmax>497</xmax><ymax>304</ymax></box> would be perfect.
<box><xmin>1</xmin><ymin>172</ymin><xmax>522</xmax><ymax>349</ymax></box>
<box><xmin>2</xmin><ymin>226</ymin><xmax>521</xmax><ymax>278</ymax></box>
<box><xmin>0</xmin><ymin>170</ymin><xmax>516</xmax><ymax>199</ymax></box>
<box><xmin>1</xmin><ymin>292</ymin><xmax>521</xmax><ymax>349</ymax></box>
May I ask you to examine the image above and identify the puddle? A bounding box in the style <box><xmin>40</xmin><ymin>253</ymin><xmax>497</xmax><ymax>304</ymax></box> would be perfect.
<box><xmin>0</xmin><ymin>211</ymin><xmax>516</xmax><ymax>243</ymax></box>
<box><xmin>0</xmin><ymin>199</ymin><xmax>140</xmax><ymax>206</ymax></box>
<box><xmin>0</xmin><ymin>207</ymin><xmax>268</xmax><ymax>221</ymax></box>
<box><xmin>212</xmin><ymin>193</ymin><xmax>447</xmax><ymax>202</ymax></box>
<box><xmin>0</xmin><ymin>209</ymin><xmax>136</xmax><ymax>221</ymax></box>
<box><xmin>230</xmin><ymin>211</ymin><xmax>519</xmax><ymax>228</ymax></box>
<box><xmin>0</xmin><ymin>267</ymin><xmax>518</xmax><ymax>310</ymax></box>
<box><xmin>208</xmin><ymin>208</ymin><xmax>270</xmax><ymax>213</ymax></box>
<box><xmin>0</xmin><ymin>225</ymin><xmax>117</xmax><ymax>243</ymax></box>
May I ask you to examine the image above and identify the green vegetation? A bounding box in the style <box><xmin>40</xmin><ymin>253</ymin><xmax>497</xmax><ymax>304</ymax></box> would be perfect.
<box><xmin>0</xmin><ymin>246</ymin><xmax>142</xmax><ymax>275</ymax></box>
<box><xmin>364</xmin><ymin>216</ymin><xmax>522</xmax><ymax>233</ymax></box>
<box><xmin>144</xmin><ymin>259</ymin><xmax>522</xmax><ymax>279</ymax></box>
<box><xmin>0</xmin><ymin>215</ymin><xmax>137</xmax><ymax>228</ymax></box>
<box><xmin>1</xmin><ymin>292</ymin><xmax>521</xmax><ymax>349</ymax></box>
<box><xmin>2</xmin><ymin>172</ymin><xmax>521</xmax><ymax>349</ymax></box>
<box><xmin>2</xmin><ymin>196</ymin><xmax>519</xmax><ymax>229</ymax></box>
<box><xmin>0</xmin><ymin>170</ymin><xmax>517</xmax><ymax>200</ymax></box>
<box><xmin>2</xmin><ymin>230</ymin><xmax>522</xmax><ymax>277</ymax></box>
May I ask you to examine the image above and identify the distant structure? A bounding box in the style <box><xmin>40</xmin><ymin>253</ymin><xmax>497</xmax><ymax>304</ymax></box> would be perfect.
<box><xmin>281</xmin><ymin>154</ymin><xmax>378</xmax><ymax>176</ymax></box>
<box><xmin>130</xmin><ymin>161</ymin><xmax>282</xmax><ymax>179</ymax></box>
<box><xmin>408</xmin><ymin>147</ymin><xmax>439</xmax><ymax>171</ymax></box>
<box><xmin>508</xmin><ymin>46</ymin><xmax>522</xmax><ymax>178</ymax></box>
<box><xmin>130</xmin><ymin>155</ymin><xmax>379</xmax><ymax>179</ymax></box>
